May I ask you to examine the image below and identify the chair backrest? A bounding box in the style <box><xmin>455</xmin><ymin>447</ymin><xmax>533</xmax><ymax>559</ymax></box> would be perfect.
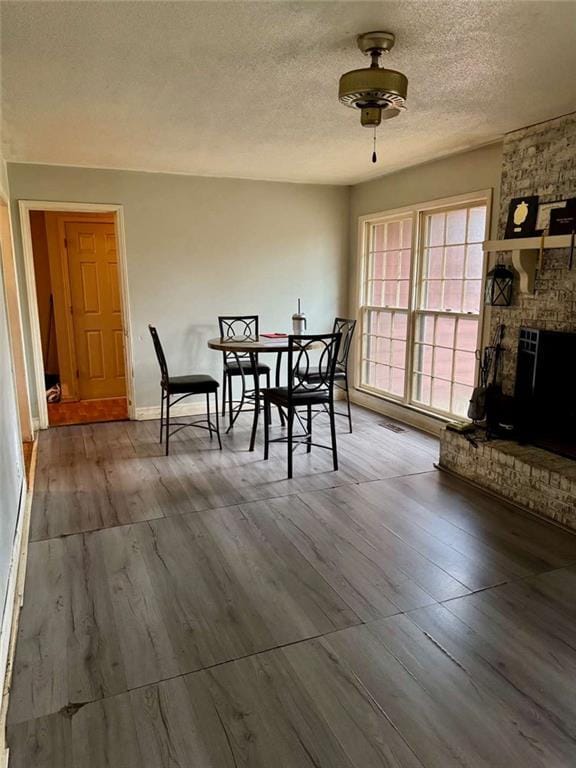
<box><xmin>288</xmin><ymin>333</ymin><xmax>341</xmax><ymax>397</ymax></box>
<box><xmin>218</xmin><ymin>315</ymin><xmax>259</xmax><ymax>362</ymax></box>
<box><xmin>333</xmin><ymin>317</ymin><xmax>356</xmax><ymax>370</ymax></box>
<box><xmin>148</xmin><ymin>325</ymin><xmax>169</xmax><ymax>385</ymax></box>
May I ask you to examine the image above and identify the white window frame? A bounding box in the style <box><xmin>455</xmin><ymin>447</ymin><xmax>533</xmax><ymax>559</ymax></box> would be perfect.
<box><xmin>354</xmin><ymin>190</ymin><xmax>492</xmax><ymax>421</ymax></box>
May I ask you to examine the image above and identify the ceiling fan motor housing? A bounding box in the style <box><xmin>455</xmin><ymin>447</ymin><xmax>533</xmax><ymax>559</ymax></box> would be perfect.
<box><xmin>338</xmin><ymin>31</ymin><xmax>408</xmax><ymax>127</ymax></box>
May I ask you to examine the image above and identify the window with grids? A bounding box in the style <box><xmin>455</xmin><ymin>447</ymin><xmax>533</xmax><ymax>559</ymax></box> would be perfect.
<box><xmin>360</xmin><ymin>215</ymin><xmax>412</xmax><ymax>398</ymax></box>
<box><xmin>358</xmin><ymin>199</ymin><xmax>487</xmax><ymax>419</ymax></box>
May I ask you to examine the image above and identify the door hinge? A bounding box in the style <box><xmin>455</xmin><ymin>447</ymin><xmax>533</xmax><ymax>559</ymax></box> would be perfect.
<box><xmin>64</xmin><ymin>238</ymin><xmax>68</xmax><ymax>249</ymax></box>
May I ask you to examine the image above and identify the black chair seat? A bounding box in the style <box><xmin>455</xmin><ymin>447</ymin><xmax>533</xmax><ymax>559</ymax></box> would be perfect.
<box><xmin>166</xmin><ymin>374</ymin><xmax>219</xmax><ymax>395</ymax></box>
<box><xmin>298</xmin><ymin>366</ymin><xmax>346</xmax><ymax>382</ymax></box>
<box><xmin>225</xmin><ymin>360</ymin><xmax>270</xmax><ymax>376</ymax></box>
<box><xmin>264</xmin><ymin>386</ymin><xmax>330</xmax><ymax>407</ymax></box>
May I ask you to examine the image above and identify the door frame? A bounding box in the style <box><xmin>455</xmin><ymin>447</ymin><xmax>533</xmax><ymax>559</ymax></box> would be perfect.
<box><xmin>19</xmin><ymin>200</ymin><xmax>136</xmax><ymax>429</ymax></box>
<box><xmin>0</xmin><ymin>194</ymin><xmax>34</xmax><ymax>441</ymax></box>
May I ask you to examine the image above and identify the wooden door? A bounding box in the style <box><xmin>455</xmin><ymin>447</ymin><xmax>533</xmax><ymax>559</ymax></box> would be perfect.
<box><xmin>65</xmin><ymin>221</ymin><xmax>126</xmax><ymax>399</ymax></box>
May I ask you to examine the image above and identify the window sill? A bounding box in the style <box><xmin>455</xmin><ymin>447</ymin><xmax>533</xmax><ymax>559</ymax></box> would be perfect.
<box><xmin>352</xmin><ymin>386</ymin><xmax>452</xmax><ymax>436</ymax></box>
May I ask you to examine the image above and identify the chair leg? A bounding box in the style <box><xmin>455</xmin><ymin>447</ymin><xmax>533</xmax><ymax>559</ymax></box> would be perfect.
<box><xmin>159</xmin><ymin>389</ymin><xmax>165</xmax><ymax>444</ymax></box>
<box><xmin>329</xmin><ymin>399</ymin><xmax>338</xmax><ymax>472</ymax></box>
<box><xmin>165</xmin><ymin>395</ymin><xmax>171</xmax><ymax>456</ymax></box>
<box><xmin>222</xmin><ymin>371</ymin><xmax>227</xmax><ymax>416</ymax></box>
<box><xmin>264</xmin><ymin>397</ymin><xmax>270</xmax><ymax>460</ymax></box>
<box><xmin>306</xmin><ymin>404</ymin><xmax>312</xmax><ymax>454</ymax></box>
<box><xmin>214</xmin><ymin>390</ymin><xmax>222</xmax><ymax>450</ymax></box>
<box><xmin>275</xmin><ymin>353</ymin><xmax>286</xmax><ymax>427</ymax></box>
<box><xmin>228</xmin><ymin>374</ymin><xmax>233</xmax><ymax>425</ymax></box>
<box><xmin>287</xmin><ymin>407</ymin><xmax>294</xmax><ymax>479</ymax></box>
<box><xmin>206</xmin><ymin>393</ymin><xmax>213</xmax><ymax>439</ymax></box>
<box><xmin>345</xmin><ymin>373</ymin><xmax>353</xmax><ymax>433</ymax></box>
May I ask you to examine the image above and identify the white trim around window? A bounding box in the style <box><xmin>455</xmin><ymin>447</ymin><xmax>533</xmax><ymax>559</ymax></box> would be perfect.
<box><xmin>353</xmin><ymin>189</ymin><xmax>492</xmax><ymax>422</ymax></box>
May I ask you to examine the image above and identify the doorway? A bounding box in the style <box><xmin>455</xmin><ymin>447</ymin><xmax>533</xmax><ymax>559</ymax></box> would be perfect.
<box><xmin>21</xmin><ymin>203</ymin><xmax>134</xmax><ymax>428</ymax></box>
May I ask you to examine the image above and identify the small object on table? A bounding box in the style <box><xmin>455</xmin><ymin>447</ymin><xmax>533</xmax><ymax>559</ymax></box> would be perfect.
<box><xmin>292</xmin><ymin>298</ymin><xmax>307</xmax><ymax>335</ymax></box>
<box><xmin>261</xmin><ymin>332</ymin><xmax>288</xmax><ymax>338</ymax></box>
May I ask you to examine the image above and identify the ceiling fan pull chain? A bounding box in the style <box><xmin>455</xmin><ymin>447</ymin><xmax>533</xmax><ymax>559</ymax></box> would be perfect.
<box><xmin>372</xmin><ymin>127</ymin><xmax>377</xmax><ymax>164</ymax></box>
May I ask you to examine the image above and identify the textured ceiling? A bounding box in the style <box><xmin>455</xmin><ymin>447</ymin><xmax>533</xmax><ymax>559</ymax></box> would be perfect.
<box><xmin>1</xmin><ymin>1</ymin><xmax>576</xmax><ymax>185</ymax></box>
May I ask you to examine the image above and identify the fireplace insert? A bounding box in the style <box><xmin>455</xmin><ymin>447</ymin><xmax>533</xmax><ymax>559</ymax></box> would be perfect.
<box><xmin>515</xmin><ymin>327</ymin><xmax>576</xmax><ymax>459</ymax></box>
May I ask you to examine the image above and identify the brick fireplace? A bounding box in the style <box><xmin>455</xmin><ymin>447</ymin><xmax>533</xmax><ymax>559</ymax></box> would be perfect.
<box><xmin>439</xmin><ymin>112</ymin><xmax>576</xmax><ymax>530</ymax></box>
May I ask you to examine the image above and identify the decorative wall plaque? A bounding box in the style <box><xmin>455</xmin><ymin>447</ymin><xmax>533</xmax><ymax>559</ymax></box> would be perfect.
<box><xmin>505</xmin><ymin>196</ymin><xmax>539</xmax><ymax>238</ymax></box>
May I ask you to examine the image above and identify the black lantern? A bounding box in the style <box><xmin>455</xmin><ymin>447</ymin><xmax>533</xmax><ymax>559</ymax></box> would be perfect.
<box><xmin>485</xmin><ymin>263</ymin><xmax>514</xmax><ymax>306</ymax></box>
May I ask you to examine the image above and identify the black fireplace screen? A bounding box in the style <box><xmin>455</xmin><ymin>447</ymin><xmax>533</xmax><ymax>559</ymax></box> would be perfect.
<box><xmin>515</xmin><ymin>327</ymin><xmax>576</xmax><ymax>459</ymax></box>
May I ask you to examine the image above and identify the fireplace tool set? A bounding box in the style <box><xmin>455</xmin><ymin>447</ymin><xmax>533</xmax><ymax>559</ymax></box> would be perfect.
<box><xmin>468</xmin><ymin>324</ymin><xmax>506</xmax><ymax>433</ymax></box>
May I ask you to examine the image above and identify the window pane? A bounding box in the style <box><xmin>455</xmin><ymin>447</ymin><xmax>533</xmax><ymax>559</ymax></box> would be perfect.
<box><xmin>383</xmin><ymin>251</ymin><xmax>400</xmax><ymax>278</ymax></box>
<box><xmin>432</xmin><ymin>378</ymin><xmax>451</xmax><ymax>412</ymax></box>
<box><xmin>392</xmin><ymin>313</ymin><xmax>407</xmax><ymax>339</ymax></box>
<box><xmin>363</xmin><ymin>361</ymin><xmax>376</xmax><ymax>387</ymax></box>
<box><xmin>413</xmin><ymin>343</ymin><xmax>433</xmax><ymax>375</ymax></box>
<box><xmin>453</xmin><ymin>350</ymin><xmax>476</xmax><ymax>385</ymax></box>
<box><xmin>375</xmin><ymin>364</ymin><xmax>390</xmax><ymax>391</ymax></box>
<box><xmin>465</xmin><ymin>243</ymin><xmax>484</xmax><ymax>279</ymax></box>
<box><xmin>467</xmin><ymin>206</ymin><xmax>486</xmax><ymax>242</ymax></box>
<box><xmin>386</xmin><ymin>221</ymin><xmax>401</xmax><ymax>250</ymax></box>
<box><xmin>455</xmin><ymin>318</ymin><xmax>478</xmax><ymax>351</ymax></box>
<box><xmin>423</xmin><ymin>247</ymin><xmax>443</xmax><ymax>279</ymax></box>
<box><xmin>427</xmin><ymin>213</ymin><xmax>445</xmax><ymax>246</ymax></box>
<box><xmin>391</xmin><ymin>340</ymin><xmax>406</xmax><ymax>368</ymax></box>
<box><xmin>413</xmin><ymin>373</ymin><xmax>432</xmax><ymax>405</ymax></box>
<box><xmin>372</xmin><ymin>252</ymin><xmax>385</xmax><ymax>279</ymax></box>
<box><xmin>435</xmin><ymin>316</ymin><xmax>456</xmax><ymax>346</ymax></box>
<box><xmin>433</xmin><ymin>346</ymin><xmax>452</xmax><ymax>379</ymax></box>
<box><xmin>390</xmin><ymin>367</ymin><xmax>405</xmax><ymax>397</ymax></box>
<box><xmin>368</xmin><ymin>281</ymin><xmax>384</xmax><ymax>305</ymax></box>
<box><xmin>384</xmin><ymin>281</ymin><xmax>398</xmax><ymax>306</ymax></box>
<box><xmin>415</xmin><ymin>315</ymin><xmax>435</xmax><ymax>345</ymax></box>
<box><xmin>422</xmin><ymin>280</ymin><xmax>443</xmax><ymax>310</ymax></box>
<box><xmin>444</xmin><ymin>245</ymin><xmax>465</xmax><ymax>279</ymax></box>
<box><xmin>402</xmin><ymin>220</ymin><xmax>412</xmax><ymax>249</ymax></box>
<box><xmin>443</xmin><ymin>280</ymin><xmax>462</xmax><ymax>312</ymax></box>
<box><xmin>446</xmin><ymin>209</ymin><xmax>467</xmax><ymax>244</ymax></box>
<box><xmin>372</xmin><ymin>224</ymin><xmax>385</xmax><ymax>251</ymax></box>
<box><xmin>399</xmin><ymin>250</ymin><xmax>411</xmax><ymax>278</ymax></box>
<box><xmin>463</xmin><ymin>280</ymin><xmax>482</xmax><ymax>313</ymax></box>
<box><xmin>452</xmin><ymin>383</ymin><xmax>473</xmax><ymax>417</ymax></box>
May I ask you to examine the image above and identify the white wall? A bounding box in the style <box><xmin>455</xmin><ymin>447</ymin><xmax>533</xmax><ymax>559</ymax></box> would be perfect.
<box><xmin>0</xmin><ymin>163</ymin><xmax>24</xmax><ymax>748</ymax></box>
<box><xmin>7</xmin><ymin>164</ymin><xmax>350</xmax><ymax>415</ymax></box>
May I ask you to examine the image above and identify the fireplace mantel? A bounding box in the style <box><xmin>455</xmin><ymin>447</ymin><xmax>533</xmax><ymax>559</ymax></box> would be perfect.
<box><xmin>483</xmin><ymin>234</ymin><xmax>573</xmax><ymax>294</ymax></box>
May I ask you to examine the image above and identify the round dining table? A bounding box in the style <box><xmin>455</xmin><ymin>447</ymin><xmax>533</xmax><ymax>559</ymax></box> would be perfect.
<box><xmin>207</xmin><ymin>336</ymin><xmax>291</xmax><ymax>451</ymax></box>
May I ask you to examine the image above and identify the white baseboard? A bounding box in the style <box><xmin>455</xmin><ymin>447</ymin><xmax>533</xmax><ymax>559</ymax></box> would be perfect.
<box><xmin>0</xmin><ymin>443</ymin><xmax>37</xmax><ymax>763</ymax></box>
<box><xmin>135</xmin><ymin>402</ymin><xmax>207</xmax><ymax>420</ymax></box>
<box><xmin>350</xmin><ymin>388</ymin><xmax>446</xmax><ymax>436</ymax></box>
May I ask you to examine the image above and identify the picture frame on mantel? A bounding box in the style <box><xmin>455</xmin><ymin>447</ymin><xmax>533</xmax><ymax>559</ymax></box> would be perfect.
<box><xmin>536</xmin><ymin>199</ymin><xmax>567</xmax><ymax>234</ymax></box>
<box><xmin>504</xmin><ymin>196</ymin><xmax>539</xmax><ymax>238</ymax></box>
<box><xmin>549</xmin><ymin>198</ymin><xmax>576</xmax><ymax>235</ymax></box>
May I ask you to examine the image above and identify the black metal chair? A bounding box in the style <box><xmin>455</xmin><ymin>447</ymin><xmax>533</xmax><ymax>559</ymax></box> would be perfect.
<box><xmin>263</xmin><ymin>332</ymin><xmax>341</xmax><ymax>479</ymax></box>
<box><xmin>149</xmin><ymin>325</ymin><xmax>221</xmax><ymax>455</ymax></box>
<box><xmin>218</xmin><ymin>315</ymin><xmax>271</xmax><ymax>428</ymax></box>
<box><xmin>298</xmin><ymin>317</ymin><xmax>356</xmax><ymax>432</ymax></box>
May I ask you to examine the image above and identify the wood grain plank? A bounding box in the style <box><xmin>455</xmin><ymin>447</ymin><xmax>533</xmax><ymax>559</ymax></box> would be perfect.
<box><xmin>241</xmin><ymin>494</ymin><xmax>438</xmax><ymax>618</ymax></box>
<box><xmin>325</xmin><ymin>613</ymin><xmax>574</xmax><ymax>767</ymax></box>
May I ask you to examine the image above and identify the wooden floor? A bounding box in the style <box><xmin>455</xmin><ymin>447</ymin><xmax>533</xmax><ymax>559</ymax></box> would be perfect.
<box><xmin>7</xmin><ymin>406</ymin><xmax>576</xmax><ymax>767</ymax></box>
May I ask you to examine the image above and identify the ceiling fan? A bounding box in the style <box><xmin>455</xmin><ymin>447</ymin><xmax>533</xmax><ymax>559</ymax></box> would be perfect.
<box><xmin>338</xmin><ymin>31</ymin><xmax>408</xmax><ymax>163</ymax></box>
